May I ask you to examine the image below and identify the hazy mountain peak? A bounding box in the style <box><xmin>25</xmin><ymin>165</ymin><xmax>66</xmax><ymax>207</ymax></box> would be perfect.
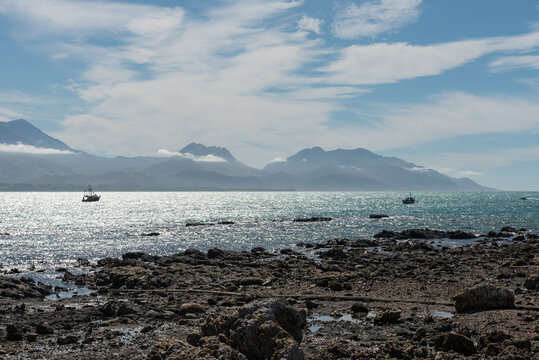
<box><xmin>0</xmin><ymin>119</ymin><xmax>73</xmax><ymax>151</ymax></box>
<box><xmin>179</xmin><ymin>142</ymin><xmax>236</xmax><ymax>161</ymax></box>
<box><xmin>287</xmin><ymin>146</ymin><xmax>325</xmax><ymax>162</ymax></box>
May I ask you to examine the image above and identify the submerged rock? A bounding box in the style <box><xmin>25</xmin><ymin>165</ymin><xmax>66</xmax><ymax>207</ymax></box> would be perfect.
<box><xmin>293</xmin><ymin>217</ymin><xmax>332</xmax><ymax>222</ymax></box>
<box><xmin>369</xmin><ymin>214</ymin><xmax>389</xmax><ymax>219</ymax></box>
<box><xmin>453</xmin><ymin>285</ymin><xmax>514</xmax><ymax>313</ymax></box>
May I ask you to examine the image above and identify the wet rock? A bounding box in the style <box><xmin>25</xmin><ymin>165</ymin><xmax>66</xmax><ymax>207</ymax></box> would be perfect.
<box><xmin>369</xmin><ymin>214</ymin><xmax>389</xmax><ymax>219</ymax></box>
<box><xmin>5</xmin><ymin>324</ymin><xmax>23</xmax><ymax>341</ymax></box>
<box><xmin>36</xmin><ymin>322</ymin><xmax>54</xmax><ymax>335</ymax></box>
<box><xmin>207</xmin><ymin>247</ymin><xmax>224</xmax><ymax>259</ymax></box>
<box><xmin>453</xmin><ymin>285</ymin><xmax>514</xmax><ymax>313</ymax></box>
<box><xmin>500</xmin><ymin>226</ymin><xmax>517</xmax><ymax>233</ymax></box>
<box><xmin>318</xmin><ymin>248</ymin><xmax>347</xmax><ymax>260</ymax></box>
<box><xmin>25</xmin><ymin>333</ymin><xmax>38</xmax><ymax>342</ymax></box>
<box><xmin>523</xmin><ymin>275</ymin><xmax>538</xmax><ymax>290</ymax></box>
<box><xmin>280</xmin><ymin>248</ymin><xmax>299</xmax><ymax>255</ymax></box>
<box><xmin>101</xmin><ymin>301</ymin><xmax>136</xmax><ymax>317</ymax></box>
<box><xmin>149</xmin><ymin>336</ymin><xmax>247</xmax><ymax>360</ymax></box>
<box><xmin>434</xmin><ymin>333</ymin><xmax>476</xmax><ymax>356</ymax></box>
<box><xmin>186</xmin><ymin>222</ymin><xmax>215</xmax><ymax>227</ymax></box>
<box><xmin>328</xmin><ymin>280</ymin><xmax>343</xmax><ymax>291</ymax></box>
<box><xmin>448</xmin><ymin>230</ymin><xmax>476</xmax><ymax>239</ymax></box>
<box><xmin>202</xmin><ymin>299</ymin><xmax>306</xmax><ymax>360</ymax></box>
<box><xmin>512</xmin><ymin>339</ymin><xmax>531</xmax><ymax>352</ymax></box>
<box><xmin>305</xmin><ymin>300</ymin><xmax>319</xmax><ymax>310</ymax></box>
<box><xmin>350</xmin><ymin>303</ymin><xmax>368</xmax><ymax>313</ymax></box>
<box><xmin>239</xmin><ymin>278</ymin><xmax>263</xmax><ymax>286</ymax></box>
<box><xmin>55</xmin><ymin>267</ymin><xmax>68</xmax><ymax>272</ymax></box>
<box><xmin>75</xmin><ymin>258</ymin><xmax>91</xmax><ymax>267</ymax></box>
<box><xmin>140</xmin><ymin>232</ymin><xmax>160</xmax><ymax>237</ymax></box>
<box><xmin>180</xmin><ymin>303</ymin><xmax>206</xmax><ymax>315</ymax></box>
<box><xmin>374</xmin><ymin>310</ymin><xmax>401</xmax><ymax>325</ymax></box>
<box><xmin>186</xmin><ymin>332</ymin><xmax>202</xmax><ymax>346</ymax></box>
<box><xmin>0</xmin><ymin>275</ymin><xmax>52</xmax><ymax>299</ymax></box>
<box><xmin>478</xmin><ymin>330</ymin><xmax>512</xmax><ymax>350</ymax></box>
<box><xmin>57</xmin><ymin>335</ymin><xmax>79</xmax><ymax>345</ymax></box>
<box><xmin>218</xmin><ymin>221</ymin><xmax>235</xmax><ymax>225</ymax></box>
<box><xmin>293</xmin><ymin>217</ymin><xmax>332</xmax><ymax>222</ymax></box>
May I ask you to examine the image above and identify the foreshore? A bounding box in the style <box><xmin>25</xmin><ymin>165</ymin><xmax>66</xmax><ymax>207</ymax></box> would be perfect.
<box><xmin>1</xmin><ymin>227</ymin><xmax>537</xmax><ymax>359</ymax></box>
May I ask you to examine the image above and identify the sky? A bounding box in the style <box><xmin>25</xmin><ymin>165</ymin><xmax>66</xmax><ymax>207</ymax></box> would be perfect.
<box><xmin>0</xmin><ymin>0</ymin><xmax>538</xmax><ymax>190</ymax></box>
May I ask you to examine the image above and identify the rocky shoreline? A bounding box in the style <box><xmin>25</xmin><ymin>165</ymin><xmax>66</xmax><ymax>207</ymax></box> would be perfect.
<box><xmin>1</xmin><ymin>227</ymin><xmax>538</xmax><ymax>359</ymax></box>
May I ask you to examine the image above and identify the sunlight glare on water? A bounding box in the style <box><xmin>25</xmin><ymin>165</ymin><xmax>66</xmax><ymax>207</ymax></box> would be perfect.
<box><xmin>0</xmin><ymin>191</ymin><xmax>537</xmax><ymax>269</ymax></box>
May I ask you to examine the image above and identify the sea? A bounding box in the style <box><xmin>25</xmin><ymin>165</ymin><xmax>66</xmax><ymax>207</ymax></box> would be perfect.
<box><xmin>1</xmin><ymin>191</ymin><xmax>538</xmax><ymax>273</ymax></box>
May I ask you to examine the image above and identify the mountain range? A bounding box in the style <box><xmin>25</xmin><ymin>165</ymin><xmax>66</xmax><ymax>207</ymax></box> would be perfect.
<box><xmin>0</xmin><ymin>119</ymin><xmax>490</xmax><ymax>191</ymax></box>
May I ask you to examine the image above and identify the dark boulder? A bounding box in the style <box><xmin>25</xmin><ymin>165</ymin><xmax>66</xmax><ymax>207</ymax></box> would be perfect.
<box><xmin>6</xmin><ymin>324</ymin><xmax>23</xmax><ymax>341</ymax></box>
<box><xmin>373</xmin><ymin>310</ymin><xmax>401</xmax><ymax>325</ymax></box>
<box><xmin>454</xmin><ymin>285</ymin><xmax>514</xmax><ymax>313</ymax></box>
<box><xmin>435</xmin><ymin>333</ymin><xmax>476</xmax><ymax>356</ymax></box>
<box><xmin>523</xmin><ymin>275</ymin><xmax>538</xmax><ymax>290</ymax></box>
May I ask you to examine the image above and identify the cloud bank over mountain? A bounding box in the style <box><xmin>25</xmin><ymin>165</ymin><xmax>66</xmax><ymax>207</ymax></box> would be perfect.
<box><xmin>0</xmin><ymin>1</ymin><xmax>538</xmax><ymax>189</ymax></box>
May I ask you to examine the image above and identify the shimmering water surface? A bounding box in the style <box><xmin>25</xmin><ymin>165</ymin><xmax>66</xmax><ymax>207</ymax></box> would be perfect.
<box><xmin>0</xmin><ymin>191</ymin><xmax>537</xmax><ymax>270</ymax></box>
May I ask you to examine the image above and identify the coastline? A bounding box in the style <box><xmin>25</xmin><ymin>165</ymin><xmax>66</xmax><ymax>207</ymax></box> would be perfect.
<box><xmin>1</xmin><ymin>227</ymin><xmax>538</xmax><ymax>359</ymax></box>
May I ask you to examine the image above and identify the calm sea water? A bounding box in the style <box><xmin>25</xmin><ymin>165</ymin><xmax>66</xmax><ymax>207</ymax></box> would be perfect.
<box><xmin>0</xmin><ymin>191</ymin><xmax>538</xmax><ymax>270</ymax></box>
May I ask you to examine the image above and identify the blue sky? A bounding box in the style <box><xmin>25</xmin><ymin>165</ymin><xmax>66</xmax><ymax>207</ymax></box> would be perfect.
<box><xmin>0</xmin><ymin>0</ymin><xmax>538</xmax><ymax>190</ymax></box>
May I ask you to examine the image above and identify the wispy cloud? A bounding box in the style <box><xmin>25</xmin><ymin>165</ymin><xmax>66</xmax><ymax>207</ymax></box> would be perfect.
<box><xmin>343</xmin><ymin>92</ymin><xmax>539</xmax><ymax>152</ymax></box>
<box><xmin>298</xmin><ymin>15</ymin><xmax>322</xmax><ymax>34</ymax></box>
<box><xmin>157</xmin><ymin>149</ymin><xmax>227</xmax><ymax>162</ymax></box>
<box><xmin>490</xmin><ymin>55</ymin><xmax>539</xmax><ymax>71</ymax></box>
<box><xmin>1</xmin><ymin>0</ymin><xmax>539</xmax><ymax>168</ymax></box>
<box><xmin>323</xmin><ymin>33</ymin><xmax>539</xmax><ymax>85</ymax></box>
<box><xmin>0</xmin><ymin>143</ymin><xmax>74</xmax><ymax>155</ymax></box>
<box><xmin>0</xmin><ymin>106</ymin><xmax>23</xmax><ymax>118</ymax></box>
<box><xmin>419</xmin><ymin>147</ymin><xmax>539</xmax><ymax>172</ymax></box>
<box><xmin>332</xmin><ymin>0</ymin><xmax>422</xmax><ymax>39</ymax></box>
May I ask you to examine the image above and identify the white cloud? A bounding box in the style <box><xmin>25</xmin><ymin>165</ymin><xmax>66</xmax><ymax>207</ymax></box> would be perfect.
<box><xmin>270</xmin><ymin>157</ymin><xmax>287</xmax><ymax>163</ymax></box>
<box><xmin>0</xmin><ymin>106</ymin><xmax>23</xmax><ymax>118</ymax></box>
<box><xmin>298</xmin><ymin>15</ymin><xmax>322</xmax><ymax>34</ymax></box>
<box><xmin>323</xmin><ymin>32</ymin><xmax>539</xmax><ymax>85</ymax></box>
<box><xmin>332</xmin><ymin>0</ymin><xmax>422</xmax><ymax>39</ymax></box>
<box><xmin>343</xmin><ymin>92</ymin><xmax>539</xmax><ymax>152</ymax></box>
<box><xmin>0</xmin><ymin>0</ymin><xmax>184</xmax><ymax>36</ymax></box>
<box><xmin>157</xmin><ymin>149</ymin><xmax>227</xmax><ymax>163</ymax></box>
<box><xmin>0</xmin><ymin>143</ymin><xmax>73</xmax><ymax>155</ymax></box>
<box><xmin>2</xmin><ymin>0</ymin><xmax>539</xmax><ymax>168</ymax></box>
<box><xmin>454</xmin><ymin>170</ymin><xmax>484</xmax><ymax>177</ymax></box>
<box><xmin>490</xmin><ymin>55</ymin><xmax>539</xmax><ymax>71</ymax></box>
<box><xmin>417</xmin><ymin>147</ymin><xmax>539</xmax><ymax>172</ymax></box>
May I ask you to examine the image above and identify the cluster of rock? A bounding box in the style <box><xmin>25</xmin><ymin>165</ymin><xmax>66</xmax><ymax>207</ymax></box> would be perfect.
<box><xmin>1</xmin><ymin>225</ymin><xmax>537</xmax><ymax>359</ymax></box>
<box><xmin>0</xmin><ymin>275</ymin><xmax>52</xmax><ymax>299</ymax></box>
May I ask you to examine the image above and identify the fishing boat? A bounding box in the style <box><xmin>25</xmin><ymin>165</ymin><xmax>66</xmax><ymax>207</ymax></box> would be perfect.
<box><xmin>82</xmin><ymin>185</ymin><xmax>100</xmax><ymax>202</ymax></box>
<box><xmin>402</xmin><ymin>193</ymin><xmax>415</xmax><ymax>204</ymax></box>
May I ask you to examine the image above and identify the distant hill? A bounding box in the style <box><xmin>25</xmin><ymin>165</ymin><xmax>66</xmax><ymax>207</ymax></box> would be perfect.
<box><xmin>180</xmin><ymin>142</ymin><xmax>236</xmax><ymax>161</ymax></box>
<box><xmin>0</xmin><ymin>119</ymin><xmax>73</xmax><ymax>151</ymax></box>
<box><xmin>263</xmin><ymin>147</ymin><xmax>489</xmax><ymax>191</ymax></box>
<box><xmin>0</xmin><ymin>119</ymin><xmax>491</xmax><ymax>191</ymax></box>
